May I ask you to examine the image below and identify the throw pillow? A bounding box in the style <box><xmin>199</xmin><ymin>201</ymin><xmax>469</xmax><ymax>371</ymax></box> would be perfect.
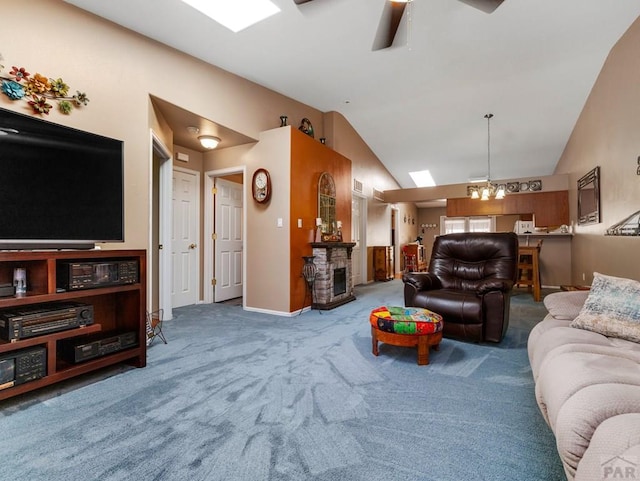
<box><xmin>570</xmin><ymin>272</ymin><xmax>640</xmax><ymax>342</ymax></box>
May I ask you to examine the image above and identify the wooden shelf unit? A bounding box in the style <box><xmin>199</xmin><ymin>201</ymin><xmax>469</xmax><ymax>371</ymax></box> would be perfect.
<box><xmin>373</xmin><ymin>246</ymin><xmax>394</xmax><ymax>281</ymax></box>
<box><xmin>0</xmin><ymin>250</ymin><xmax>146</xmax><ymax>401</ymax></box>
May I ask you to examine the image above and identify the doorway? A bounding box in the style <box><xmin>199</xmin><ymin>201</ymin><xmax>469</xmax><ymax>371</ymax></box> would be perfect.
<box><xmin>351</xmin><ymin>193</ymin><xmax>367</xmax><ymax>285</ymax></box>
<box><xmin>204</xmin><ymin>167</ymin><xmax>246</xmax><ymax>306</ymax></box>
<box><xmin>391</xmin><ymin>207</ymin><xmax>399</xmax><ymax>277</ymax></box>
<box><xmin>172</xmin><ymin>167</ymin><xmax>200</xmax><ymax>308</ymax></box>
<box><xmin>213</xmin><ymin>177</ymin><xmax>243</xmax><ymax>302</ymax></box>
<box><xmin>150</xmin><ymin>132</ymin><xmax>173</xmax><ymax>320</ymax></box>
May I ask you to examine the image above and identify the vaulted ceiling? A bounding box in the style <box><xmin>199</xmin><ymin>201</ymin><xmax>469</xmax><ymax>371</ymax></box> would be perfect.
<box><xmin>64</xmin><ymin>0</ymin><xmax>640</xmax><ymax>188</ymax></box>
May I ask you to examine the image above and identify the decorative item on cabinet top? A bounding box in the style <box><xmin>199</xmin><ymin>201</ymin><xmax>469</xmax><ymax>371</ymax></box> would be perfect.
<box><xmin>499</xmin><ymin>180</ymin><xmax>543</xmax><ymax>194</ymax></box>
<box><xmin>506</xmin><ymin>182</ymin><xmax>520</xmax><ymax>193</ymax></box>
<box><xmin>299</xmin><ymin>118</ymin><xmax>314</xmax><ymax>138</ymax></box>
<box><xmin>529</xmin><ymin>179</ymin><xmax>542</xmax><ymax>191</ymax></box>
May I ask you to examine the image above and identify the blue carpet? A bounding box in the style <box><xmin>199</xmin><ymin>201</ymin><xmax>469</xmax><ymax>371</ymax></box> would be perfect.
<box><xmin>0</xmin><ymin>281</ymin><xmax>564</xmax><ymax>481</ymax></box>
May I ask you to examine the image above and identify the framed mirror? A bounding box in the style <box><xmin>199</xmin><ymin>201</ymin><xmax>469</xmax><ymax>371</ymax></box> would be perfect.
<box><xmin>577</xmin><ymin>166</ymin><xmax>600</xmax><ymax>225</ymax></box>
<box><xmin>318</xmin><ymin>172</ymin><xmax>336</xmax><ymax>233</ymax></box>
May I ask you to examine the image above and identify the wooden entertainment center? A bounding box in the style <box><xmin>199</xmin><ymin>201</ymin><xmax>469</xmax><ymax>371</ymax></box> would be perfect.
<box><xmin>0</xmin><ymin>250</ymin><xmax>146</xmax><ymax>401</ymax></box>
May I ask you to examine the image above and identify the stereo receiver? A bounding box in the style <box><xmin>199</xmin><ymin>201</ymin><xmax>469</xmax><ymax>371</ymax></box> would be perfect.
<box><xmin>0</xmin><ymin>302</ymin><xmax>94</xmax><ymax>341</ymax></box>
<box><xmin>57</xmin><ymin>259</ymin><xmax>139</xmax><ymax>291</ymax></box>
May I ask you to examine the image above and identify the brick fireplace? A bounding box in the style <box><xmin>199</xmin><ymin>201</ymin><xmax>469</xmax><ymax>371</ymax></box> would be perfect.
<box><xmin>310</xmin><ymin>242</ymin><xmax>356</xmax><ymax>310</ymax></box>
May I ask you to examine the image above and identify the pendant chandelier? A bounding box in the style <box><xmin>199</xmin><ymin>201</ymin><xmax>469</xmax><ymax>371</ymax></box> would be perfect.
<box><xmin>469</xmin><ymin>113</ymin><xmax>505</xmax><ymax>201</ymax></box>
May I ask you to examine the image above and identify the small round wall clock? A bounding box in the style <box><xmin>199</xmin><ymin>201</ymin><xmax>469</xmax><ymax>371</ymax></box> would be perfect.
<box><xmin>252</xmin><ymin>168</ymin><xmax>271</xmax><ymax>203</ymax></box>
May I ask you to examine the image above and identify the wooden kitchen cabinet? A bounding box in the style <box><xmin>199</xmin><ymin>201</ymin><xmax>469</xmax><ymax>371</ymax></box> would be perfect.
<box><xmin>446</xmin><ymin>191</ymin><xmax>569</xmax><ymax>228</ymax></box>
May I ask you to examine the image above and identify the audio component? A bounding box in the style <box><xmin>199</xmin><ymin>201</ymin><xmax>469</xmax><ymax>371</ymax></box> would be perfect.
<box><xmin>0</xmin><ymin>346</ymin><xmax>47</xmax><ymax>390</ymax></box>
<box><xmin>0</xmin><ymin>283</ymin><xmax>15</xmax><ymax>297</ymax></box>
<box><xmin>57</xmin><ymin>259</ymin><xmax>139</xmax><ymax>291</ymax></box>
<box><xmin>0</xmin><ymin>302</ymin><xmax>94</xmax><ymax>341</ymax></box>
<box><xmin>59</xmin><ymin>331</ymin><xmax>137</xmax><ymax>363</ymax></box>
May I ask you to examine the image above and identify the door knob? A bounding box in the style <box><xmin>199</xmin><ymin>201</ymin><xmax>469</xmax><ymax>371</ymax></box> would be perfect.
<box><xmin>189</xmin><ymin>243</ymin><xmax>197</xmax><ymax>249</ymax></box>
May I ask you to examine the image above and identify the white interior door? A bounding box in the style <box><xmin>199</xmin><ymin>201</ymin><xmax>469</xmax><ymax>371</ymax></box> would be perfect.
<box><xmin>214</xmin><ymin>178</ymin><xmax>243</xmax><ymax>302</ymax></box>
<box><xmin>351</xmin><ymin>195</ymin><xmax>364</xmax><ymax>286</ymax></box>
<box><xmin>172</xmin><ymin>169</ymin><xmax>199</xmax><ymax>308</ymax></box>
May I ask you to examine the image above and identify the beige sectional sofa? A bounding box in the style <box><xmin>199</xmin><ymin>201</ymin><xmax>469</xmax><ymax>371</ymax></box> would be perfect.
<box><xmin>528</xmin><ymin>279</ymin><xmax>640</xmax><ymax>481</ymax></box>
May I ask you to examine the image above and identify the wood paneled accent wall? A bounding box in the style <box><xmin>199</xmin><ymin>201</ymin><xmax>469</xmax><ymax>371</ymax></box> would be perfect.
<box><xmin>290</xmin><ymin>128</ymin><xmax>352</xmax><ymax>312</ymax></box>
<box><xmin>446</xmin><ymin>191</ymin><xmax>569</xmax><ymax>228</ymax></box>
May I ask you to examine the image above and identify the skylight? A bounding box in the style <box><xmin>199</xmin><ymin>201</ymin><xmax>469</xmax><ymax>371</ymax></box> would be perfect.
<box><xmin>409</xmin><ymin>170</ymin><xmax>436</xmax><ymax>187</ymax></box>
<box><xmin>181</xmin><ymin>0</ymin><xmax>280</xmax><ymax>33</ymax></box>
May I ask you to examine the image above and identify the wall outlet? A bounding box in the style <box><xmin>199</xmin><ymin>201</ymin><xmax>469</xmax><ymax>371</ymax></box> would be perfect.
<box><xmin>277</xmin><ymin>218</ymin><xmax>283</xmax><ymax>228</ymax></box>
<box><xmin>582</xmin><ymin>273</ymin><xmax>586</xmax><ymax>281</ymax></box>
<box><xmin>297</xmin><ymin>218</ymin><xmax>302</xmax><ymax>228</ymax></box>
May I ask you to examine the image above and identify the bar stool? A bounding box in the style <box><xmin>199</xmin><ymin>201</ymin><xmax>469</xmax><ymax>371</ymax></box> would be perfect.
<box><xmin>517</xmin><ymin>240</ymin><xmax>543</xmax><ymax>302</ymax></box>
<box><xmin>404</xmin><ymin>254</ymin><xmax>417</xmax><ymax>273</ymax></box>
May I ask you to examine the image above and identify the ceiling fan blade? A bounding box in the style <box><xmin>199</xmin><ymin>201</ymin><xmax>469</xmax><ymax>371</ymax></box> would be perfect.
<box><xmin>293</xmin><ymin>0</ymin><xmax>314</xmax><ymax>4</ymax></box>
<box><xmin>457</xmin><ymin>0</ymin><xmax>504</xmax><ymax>14</ymax></box>
<box><xmin>372</xmin><ymin>1</ymin><xmax>407</xmax><ymax>51</ymax></box>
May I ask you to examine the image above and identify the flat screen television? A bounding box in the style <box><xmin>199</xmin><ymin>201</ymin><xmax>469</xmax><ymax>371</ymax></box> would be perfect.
<box><xmin>0</xmin><ymin>107</ymin><xmax>124</xmax><ymax>249</ymax></box>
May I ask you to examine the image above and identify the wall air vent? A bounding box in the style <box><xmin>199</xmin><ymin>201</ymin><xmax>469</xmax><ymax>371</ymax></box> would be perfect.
<box><xmin>353</xmin><ymin>178</ymin><xmax>363</xmax><ymax>193</ymax></box>
<box><xmin>373</xmin><ymin>188</ymin><xmax>384</xmax><ymax>201</ymax></box>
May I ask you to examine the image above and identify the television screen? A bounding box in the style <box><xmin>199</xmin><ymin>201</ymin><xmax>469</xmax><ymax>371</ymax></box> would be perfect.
<box><xmin>0</xmin><ymin>107</ymin><xmax>124</xmax><ymax>249</ymax></box>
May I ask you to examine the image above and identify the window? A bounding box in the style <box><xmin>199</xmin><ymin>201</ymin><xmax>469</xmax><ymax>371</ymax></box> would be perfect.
<box><xmin>440</xmin><ymin>216</ymin><xmax>496</xmax><ymax>235</ymax></box>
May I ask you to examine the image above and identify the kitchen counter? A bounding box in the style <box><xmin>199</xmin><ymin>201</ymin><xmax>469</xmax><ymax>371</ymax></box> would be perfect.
<box><xmin>517</xmin><ymin>233</ymin><xmax>572</xmax><ymax>287</ymax></box>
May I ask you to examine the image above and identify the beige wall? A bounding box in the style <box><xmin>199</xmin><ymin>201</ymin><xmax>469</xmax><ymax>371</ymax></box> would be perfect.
<box><xmin>174</xmin><ymin>146</ymin><xmax>204</xmax><ymax>173</ymax></box>
<box><xmin>554</xmin><ymin>17</ymin><xmax>640</xmax><ymax>284</ymax></box>
<box><xmin>416</xmin><ymin>207</ymin><xmax>446</xmax><ymax>263</ymax></box>
<box><xmin>2</xmin><ymin>1</ymin><xmax>401</xmax><ymax>313</ymax></box>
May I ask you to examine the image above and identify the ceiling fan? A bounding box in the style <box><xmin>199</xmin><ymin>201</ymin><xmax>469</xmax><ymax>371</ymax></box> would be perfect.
<box><xmin>293</xmin><ymin>0</ymin><xmax>505</xmax><ymax>51</ymax></box>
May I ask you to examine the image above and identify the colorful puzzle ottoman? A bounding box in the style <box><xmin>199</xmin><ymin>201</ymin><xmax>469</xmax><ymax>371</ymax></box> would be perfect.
<box><xmin>369</xmin><ymin>306</ymin><xmax>444</xmax><ymax>365</ymax></box>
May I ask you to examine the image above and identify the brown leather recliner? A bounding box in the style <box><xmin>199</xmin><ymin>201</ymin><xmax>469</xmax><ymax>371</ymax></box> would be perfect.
<box><xmin>402</xmin><ymin>232</ymin><xmax>519</xmax><ymax>343</ymax></box>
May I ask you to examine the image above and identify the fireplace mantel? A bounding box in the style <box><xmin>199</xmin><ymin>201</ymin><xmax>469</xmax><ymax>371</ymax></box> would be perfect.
<box><xmin>310</xmin><ymin>242</ymin><xmax>356</xmax><ymax>249</ymax></box>
<box><xmin>310</xmin><ymin>242</ymin><xmax>356</xmax><ymax>310</ymax></box>
<box><xmin>310</xmin><ymin>242</ymin><xmax>356</xmax><ymax>262</ymax></box>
